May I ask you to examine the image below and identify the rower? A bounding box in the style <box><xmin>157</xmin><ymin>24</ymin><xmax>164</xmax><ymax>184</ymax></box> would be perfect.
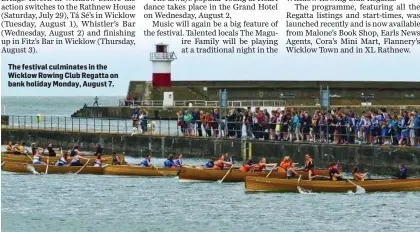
<box><xmin>240</xmin><ymin>159</ymin><xmax>254</xmax><ymax>172</ymax></box>
<box><xmin>254</xmin><ymin>158</ymin><xmax>276</xmax><ymax>172</ymax></box>
<box><xmin>45</xmin><ymin>143</ymin><xmax>57</xmax><ymax>157</ymax></box>
<box><xmin>32</xmin><ymin>149</ymin><xmax>47</xmax><ymax>165</ymax></box>
<box><xmin>286</xmin><ymin>162</ymin><xmax>299</xmax><ymax>179</ymax></box>
<box><xmin>94</xmin><ymin>155</ymin><xmax>110</xmax><ymax>167</ymax></box>
<box><xmin>203</xmin><ymin>157</ymin><xmax>216</xmax><ymax>168</ymax></box>
<box><xmin>224</xmin><ymin>153</ymin><xmax>234</xmax><ymax>166</ymax></box>
<box><xmin>163</xmin><ymin>154</ymin><xmax>176</xmax><ymax>168</ymax></box>
<box><xmin>278</xmin><ymin>156</ymin><xmax>292</xmax><ymax>172</ymax></box>
<box><xmin>94</xmin><ymin>144</ymin><xmax>104</xmax><ymax>156</ymax></box>
<box><xmin>70</xmin><ymin>145</ymin><xmax>79</xmax><ymax>157</ymax></box>
<box><xmin>213</xmin><ymin>154</ymin><xmax>232</xmax><ymax>170</ymax></box>
<box><xmin>304</xmin><ymin>154</ymin><xmax>316</xmax><ymax>179</ymax></box>
<box><xmin>112</xmin><ymin>152</ymin><xmax>122</xmax><ymax>165</ymax></box>
<box><xmin>56</xmin><ymin>153</ymin><xmax>69</xmax><ymax>166</ymax></box>
<box><xmin>69</xmin><ymin>152</ymin><xmax>88</xmax><ymax>166</ymax></box>
<box><xmin>396</xmin><ymin>163</ymin><xmax>408</xmax><ymax>179</ymax></box>
<box><xmin>174</xmin><ymin>153</ymin><xmax>183</xmax><ymax>167</ymax></box>
<box><xmin>5</xmin><ymin>141</ymin><xmax>14</xmax><ymax>152</ymax></box>
<box><xmin>328</xmin><ymin>163</ymin><xmax>343</xmax><ymax>181</ymax></box>
<box><xmin>139</xmin><ymin>154</ymin><xmax>152</xmax><ymax>167</ymax></box>
<box><xmin>352</xmin><ymin>167</ymin><xmax>368</xmax><ymax>181</ymax></box>
<box><xmin>15</xmin><ymin>142</ymin><xmax>25</xmax><ymax>154</ymax></box>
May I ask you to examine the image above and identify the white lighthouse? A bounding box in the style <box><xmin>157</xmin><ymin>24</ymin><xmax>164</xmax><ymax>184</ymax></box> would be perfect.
<box><xmin>150</xmin><ymin>43</ymin><xmax>176</xmax><ymax>87</ymax></box>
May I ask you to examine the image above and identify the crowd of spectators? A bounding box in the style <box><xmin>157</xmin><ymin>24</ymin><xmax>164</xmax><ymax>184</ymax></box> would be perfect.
<box><xmin>176</xmin><ymin>107</ymin><xmax>420</xmax><ymax>147</ymax></box>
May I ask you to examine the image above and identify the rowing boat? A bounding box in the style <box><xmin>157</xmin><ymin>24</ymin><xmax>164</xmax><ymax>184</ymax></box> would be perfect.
<box><xmin>103</xmin><ymin>165</ymin><xmax>178</xmax><ymax>176</ymax></box>
<box><xmin>178</xmin><ymin>166</ymin><xmax>331</xmax><ymax>182</ymax></box>
<box><xmin>1</xmin><ymin>161</ymin><xmax>104</xmax><ymax>175</ymax></box>
<box><xmin>1</xmin><ymin>153</ymin><xmax>126</xmax><ymax>165</ymax></box>
<box><xmin>244</xmin><ymin>176</ymin><xmax>420</xmax><ymax>193</ymax></box>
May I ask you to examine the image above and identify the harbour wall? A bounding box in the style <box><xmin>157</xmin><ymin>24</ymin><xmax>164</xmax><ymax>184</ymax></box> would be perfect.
<box><xmin>2</xmin><ymin>128</ymin><xmax>419</xmax><ymax>175</ymax></box>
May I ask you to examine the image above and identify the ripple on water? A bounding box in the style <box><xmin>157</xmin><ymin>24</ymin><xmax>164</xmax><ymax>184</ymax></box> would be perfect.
<box><xmin>2</xmin><ymin>171</ymin><xmax>420</xmax><ymax>232</ymax></box>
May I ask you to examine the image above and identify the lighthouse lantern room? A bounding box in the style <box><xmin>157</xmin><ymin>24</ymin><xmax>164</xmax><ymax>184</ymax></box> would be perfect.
<box><xmin>150</xmin><ymin>43</ymin><xmax>176</xmax><ymax>87</ymax></box>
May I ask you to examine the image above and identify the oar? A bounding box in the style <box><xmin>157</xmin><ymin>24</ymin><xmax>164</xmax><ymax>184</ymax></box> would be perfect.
<box><xmin>151</xmin><ymin>165</ymin><xmax>166</xmax><ymax>176</ymax></box>
<box><xmin>74</xmin><ymin>159</ymin><xmax>90</xmax><ymax>175</ymax></box>
<box><xmin>265</xmin><ymin>164</ymin><xmax>277</xmax><ymax>178</ymax></box>
<box><xmin>345</xmin><ymin>178</ymin><xmax>366</xmax><ymax>193</ymax></box>
<box><xmin>296</xmin><ymin>175</ymin><xmax>303</xmax><ymax>192</ymax></box>
<box><xmin>218</xmin><ymin>164</ymin><xmax>235</xmax><ymax>183</ymax></box>
<box><xmin>25</xmin><ymin>153</ymin><xmax>34</xmax><ymax>162</ymax></box>
<box><xmin>45</xmin><ymin>158</ymin><xmax>49</xmax><ymax>174</ymax></box>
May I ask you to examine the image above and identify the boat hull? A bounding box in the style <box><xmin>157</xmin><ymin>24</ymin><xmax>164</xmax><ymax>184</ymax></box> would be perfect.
<box><xmin>244</xmin><ymin>176</ymin><xmax>420</xmax><ymax>193</ymax></box>
<box><xmin>1</xmin><ymin>153</ymin><xmax>126</xmax><ymax>165</ymax></box>
<box><xmin>1</xmin><ymin>161</ymin><xmax>103</xmax><ymax>175</ymax></box>
<box><xmin>103</xmin><ymin>165</ymin><xmax>178</xmax><ymax>176</ymax></box>
<box><xmin>178</xmin><ymin>167</ymin><xmax>330</xmax><ymax>182</ymax></box>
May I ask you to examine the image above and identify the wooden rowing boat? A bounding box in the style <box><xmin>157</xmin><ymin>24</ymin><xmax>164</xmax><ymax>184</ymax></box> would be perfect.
<box><xmin>1</xmin><ymin>161</ymin><xmax>103</xmax><ymax>175</ymax></box>
<box><xmin>244</xmin><ymin>176</ymin><xmax>420</xmax><ymax>193</ymax></box>
<box><xmin>178</xmin><ymin>166</ymin><xmax>331</xmax><ymax>182</ymax></box>
<box><xmin>1</xmin><ymin>153</ymin><xmax>126</xmax><ymax>165</ymax></box>
<box><xmin>103</xmin><ymin>165</ymin><xmax>179</xmax><ymax>176</ymax></box>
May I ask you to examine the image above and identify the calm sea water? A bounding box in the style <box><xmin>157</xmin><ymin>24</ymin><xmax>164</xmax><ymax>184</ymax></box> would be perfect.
<box><xmin>2</xmin><ymin>157</ymin><xmax>420</xmax><ymax>232</ymax></box>
<box><xmin>1</xmin><ymin>96</ymin><xmax>181</xmax><ymax>135</ymax></box>
<box><xmin>1</xmin><ymin>96</ymin><xmax>120</xmax><ymax>116</ymax></box>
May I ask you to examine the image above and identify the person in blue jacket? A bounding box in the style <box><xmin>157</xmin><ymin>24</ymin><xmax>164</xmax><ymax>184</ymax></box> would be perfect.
<box><xmin>139</xmin><ymin>154</ymin><xmax>152</xmax><ymax>167</ymax></box>
<box><xmin>203</xmin><ymin>157</ymin><xmax>216</xmax><ymax>168</ymax></box>
<box><xmin>396</xmin><ymin>163</ymin><xmax>407</xmax><ymax>179</ymax></box>
<box><xmin>163</xmin><ymin>154</ymin><xmax>176</xmax><ymax>168</ymax></box>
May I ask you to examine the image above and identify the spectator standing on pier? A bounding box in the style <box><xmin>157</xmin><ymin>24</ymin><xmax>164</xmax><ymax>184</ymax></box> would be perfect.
<box><xmin>199</xmin><ymin>111</ymin><xmax>206</xmax><ymax>137</ymax></box>
<box><xmin>212</xmin><ymin>109</ymin><xmax>220</xmax><ymax>138</ymax></box>
<box><xmin>132</xmin><ymin>108</ymin><xmax>140</xmax><ymax>133</ymax></box>
<box><xmin>192</xmin><ymin>109</ymin><xmax>201</xmax><ymax>136</ymax></box>
<box><xmin>93</xmin><ymin>96</ymin><xmax>99</xmax><ymax>107</ymax></box>
<box><xmin>140</xmin><ymin>109</ymin><xmax>148</xmax><ymax>134</ymax></box>
<box><xmin>204</xmin><ymin>112</ymin><xmax>213</xmax><ymax>137</ymax></box>
<box><xmin>236</xmin><ymin>109</ymin><xmax>244</xmax><ymax>139</ymax></box>
<box><xmin>183</xmin><ymin>110</ymin><xmax>193</xmax><ymax>136</ymax></box>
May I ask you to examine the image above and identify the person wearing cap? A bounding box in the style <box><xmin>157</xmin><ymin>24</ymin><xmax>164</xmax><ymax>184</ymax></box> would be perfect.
<box><xmin>328</xmin><ymin>163</ymin><xmax>343</xmax><ymax>181</ymax></box>
<box><xmin>240</xmin><ymin>159</ymin><xmax>254</xmax><ymax>172</ymax></box>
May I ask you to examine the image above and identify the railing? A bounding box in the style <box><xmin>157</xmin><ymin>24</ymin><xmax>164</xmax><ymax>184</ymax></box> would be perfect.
<box><xmin>118</xmin><ymin>100</ymin><xmax>420</xmax><ymax>109</ymax></box>
<box><xmin>119</xmin><ymin>99</ymin><xmax>290</xmax><ymax>108</ymax></box>
<box><xmin>3</xmin><ymin>115</ymin><xmax>420</xmax><ymax>147</ymax></box>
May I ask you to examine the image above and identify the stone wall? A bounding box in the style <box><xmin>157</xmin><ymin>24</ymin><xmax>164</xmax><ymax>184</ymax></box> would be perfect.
<box><xmin>2</xmin><ymin>128</ymin><xmax>419</xmax><ymax>175</ymax></box>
